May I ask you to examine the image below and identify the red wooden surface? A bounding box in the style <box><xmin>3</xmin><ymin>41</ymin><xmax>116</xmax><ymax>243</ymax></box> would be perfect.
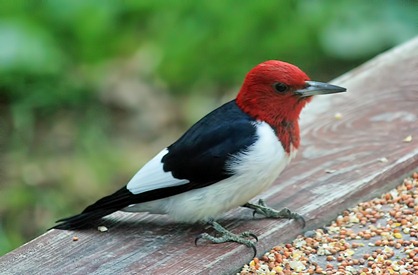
<box><xmin>1</xmin><ymin>37</ymin><xmax>417</xmax><ymax>275</ymax></box>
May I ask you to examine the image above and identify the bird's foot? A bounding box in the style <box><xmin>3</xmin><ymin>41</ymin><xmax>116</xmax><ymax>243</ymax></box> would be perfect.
<box><xmin>244</xmin><ymin>199</ymin><xmax>305</xmax><ymax>228</ymax></box>
<box><xmin>195</xmin><ymin>220</ymin><xmax>258</xmax><ymax>257</ymax></box>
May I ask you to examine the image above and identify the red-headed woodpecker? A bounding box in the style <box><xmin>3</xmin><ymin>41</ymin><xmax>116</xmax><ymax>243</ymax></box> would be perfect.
<box><xmin>52</xmin><ymin>60</ymin><xmax>346</xmax><ymax>255</ymax></box>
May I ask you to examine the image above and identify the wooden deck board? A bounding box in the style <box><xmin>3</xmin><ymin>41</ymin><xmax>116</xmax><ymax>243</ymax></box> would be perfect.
<box><xmin>1</xmin><ymin>37</ymin><xmax>418</xmax><ymax>275</ymax></box>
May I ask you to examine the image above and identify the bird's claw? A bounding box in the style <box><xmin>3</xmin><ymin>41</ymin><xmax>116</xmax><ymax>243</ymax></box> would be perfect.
<box><xmin>251</xmin><ymin>198</ymin><xmax>268</xmax><ymax>217</ymax></box>
<box><xmin>290</xmin><ymin>211</ymin><xmax>306</xmax><ymax>228</ymax></box>
<box><xmin>246</xmin><ymin>232</ymin><xmax>259</xmax><ymax>242</ymax></box>
<box><xmin>195</xmin><ymin>221</ymin><xmax>258</xmax><ymax>257</ymax></box>
<box><xmin>246</xmin><ymin>199</ymin><xmax>305</xmax><ymax>228</ymax></box>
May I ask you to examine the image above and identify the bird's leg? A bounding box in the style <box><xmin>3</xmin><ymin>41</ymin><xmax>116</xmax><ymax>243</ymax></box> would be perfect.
<box><xmin>243</xmin><ymin>199</ymin><xmax>305</xmax><ymax>227</ymax></box>
<box><xmin>195</xmin><ymin>219</ymin><xmax>258</xmax><ymax>257</ymax></box>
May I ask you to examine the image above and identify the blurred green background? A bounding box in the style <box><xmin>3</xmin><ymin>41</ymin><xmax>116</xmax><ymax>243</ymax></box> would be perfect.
<box><xmin>0</xmin><ymin>0</ymin><xmax>417</xmax><ymax>256</ymax></box>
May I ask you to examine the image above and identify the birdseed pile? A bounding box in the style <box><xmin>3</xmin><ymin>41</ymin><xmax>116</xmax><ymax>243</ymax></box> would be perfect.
<box><xmin>239</xmin><ymin>172</ymin><xmax>418</xmax><ymax>275</ymax></box>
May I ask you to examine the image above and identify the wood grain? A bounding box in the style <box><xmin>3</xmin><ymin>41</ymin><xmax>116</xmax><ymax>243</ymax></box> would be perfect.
<box><xmin>1</xmin><ymin>36</ymin><xmax>418</xmax><ymax>275</ymax></box>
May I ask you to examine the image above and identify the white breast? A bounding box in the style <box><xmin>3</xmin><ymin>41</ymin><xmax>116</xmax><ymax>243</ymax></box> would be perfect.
<box><xmin>124</xmin><ymin>121</ymin><xmax>296</xmax><ymax>223</ymax></box>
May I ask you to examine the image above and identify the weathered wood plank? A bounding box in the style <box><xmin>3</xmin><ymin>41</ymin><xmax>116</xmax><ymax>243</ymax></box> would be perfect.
<box><xmin>1</xmin><ymin>36</ymin><xmax>418</xmax><ymax>275</ymax></box>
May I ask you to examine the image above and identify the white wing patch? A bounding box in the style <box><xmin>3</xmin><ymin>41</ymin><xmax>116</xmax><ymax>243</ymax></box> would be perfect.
<box><xmin>126</xmin><ymin>148</ymin><xmax>189</xmax><ymax>195</ymax></box>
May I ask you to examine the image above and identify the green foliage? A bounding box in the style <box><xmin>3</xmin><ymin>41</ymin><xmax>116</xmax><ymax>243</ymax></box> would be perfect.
<box><xmin>0</xmin><ymin>0</ymin><xmax>417</xmax><ymax>256</ymax></box>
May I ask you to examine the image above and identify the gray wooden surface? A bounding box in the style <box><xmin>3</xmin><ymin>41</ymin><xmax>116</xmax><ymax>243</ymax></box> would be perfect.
<box><xmin>1</xmin><ymin>36</ymin><xmax>417</xmax><ymax>275</ymax></box>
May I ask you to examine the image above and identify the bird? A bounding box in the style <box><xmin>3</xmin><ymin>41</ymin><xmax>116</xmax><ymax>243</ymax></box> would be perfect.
<box><xmin>52</xmin><ymin>60</ymin><xmax>346</xmax><ymax>255</ymax></box>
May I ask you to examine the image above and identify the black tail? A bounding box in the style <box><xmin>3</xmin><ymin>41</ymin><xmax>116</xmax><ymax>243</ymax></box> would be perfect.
<box><xmin>51</xmin><ymin>209</ymin><xmax>117</xmax><ymax>230</ymax></box>
<box><xmin>51</xmin><ymin>187</ymin><xmax>135</xmax><ymax>230</ymax></box>
<box><xmin>52</xmin><ymin>181</ymin><xmax>196</xmax><ymax>230</ymax></box>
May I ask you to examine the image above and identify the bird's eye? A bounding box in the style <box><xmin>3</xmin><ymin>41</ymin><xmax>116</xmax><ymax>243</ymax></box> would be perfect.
<box><xmin>273</xmin><ymin>82</ymin><xmax>288</xmax><ymax>93</ymax></box>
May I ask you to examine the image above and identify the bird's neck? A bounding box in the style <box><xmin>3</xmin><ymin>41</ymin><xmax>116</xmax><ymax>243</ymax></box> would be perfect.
<box><xmin>235</xmin><ymin>99</ymin><xmax>301</xmax><ymax>154</ymax></box>
<box><xmin>272</xmin><ymin>120</ymin><xmax>300</xmax><ymax>154</ymax></box>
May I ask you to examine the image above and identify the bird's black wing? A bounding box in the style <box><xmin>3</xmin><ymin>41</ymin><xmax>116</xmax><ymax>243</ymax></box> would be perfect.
<box><xmin>163</xmin><ymin>100</ymin><xmax>258</xmax><ymax>187</ymax></box>
<box><xmin>52</xmin><ymin>100</ymin><xmax>258</xmax><ymax>230</ymax></box>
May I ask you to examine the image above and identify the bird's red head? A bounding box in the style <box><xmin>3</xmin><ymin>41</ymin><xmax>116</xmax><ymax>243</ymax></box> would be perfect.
<box><xmin>236</xmin><ymin>60</ymin><xmax>311</xmax><ymax>123</ymax></box>
<box><xmin>236</xmin><ymin>60</ymin><xmax>346</xmax><ymax>152</ymax></box>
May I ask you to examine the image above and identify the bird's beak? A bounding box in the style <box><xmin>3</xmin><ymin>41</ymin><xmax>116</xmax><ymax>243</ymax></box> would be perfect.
<box><xmin>295</xmin><ymin>81</ymin><xmax>346</xmax><ymax>97</ymax></box>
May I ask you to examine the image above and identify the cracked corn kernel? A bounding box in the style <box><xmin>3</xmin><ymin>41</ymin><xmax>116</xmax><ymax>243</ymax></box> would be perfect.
<box><xmin>334</xmin><ymin>112</ymin><xmax>342</xmax><ymax>120</ymax></box>
<box><xmin>98</xmin><ymin>225</ymin><xmax>108</xmax><ymax>232</ymax></box>
<box><xmin>403</xmin><ymin>135</ymin><xmax>412</xmax><ymax>142</ymax></box>
<box><xmin>394</xmin><ymin>232</ymin><xmax>402</xmax><ymax>239</ymax></box>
